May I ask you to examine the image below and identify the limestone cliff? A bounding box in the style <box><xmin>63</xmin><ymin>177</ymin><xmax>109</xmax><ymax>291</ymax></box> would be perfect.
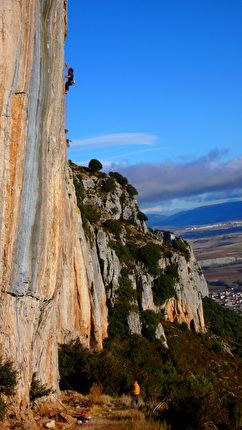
<box><xmin>0</xmin><ymin>0</ymin><xmax>107</xmax><ymax>409</ymax></box>
<box><xmin>0</xmin><ymin>0</ymin><xmax>208</xmax><ymax>410</ymax></box>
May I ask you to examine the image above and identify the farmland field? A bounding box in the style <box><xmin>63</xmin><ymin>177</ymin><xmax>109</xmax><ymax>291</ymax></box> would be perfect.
<box><xmin>176</xmin><ymin>222</ymin><xmax>242</xmax><ymax>293</ymax></box>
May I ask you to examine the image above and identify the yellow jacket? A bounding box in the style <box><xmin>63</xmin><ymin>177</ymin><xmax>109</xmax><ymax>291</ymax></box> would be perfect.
<box><xmin>132</xmin><ymin>382</ymin><xmax>140</xmax><ymax>395</ymax></box>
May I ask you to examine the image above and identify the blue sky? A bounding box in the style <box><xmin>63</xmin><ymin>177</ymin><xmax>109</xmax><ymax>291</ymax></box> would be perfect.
<box><xmin>65</xmin><ymin>0</ymin><xmax>242</xmax><ymax>214</ymax></box>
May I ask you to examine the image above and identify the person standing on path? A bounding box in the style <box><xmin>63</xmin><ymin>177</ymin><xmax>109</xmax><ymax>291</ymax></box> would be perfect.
<box><xmin>131</xmin><ymin>380</ymin><xmax>140</xmax><ymax>407</ymax></box>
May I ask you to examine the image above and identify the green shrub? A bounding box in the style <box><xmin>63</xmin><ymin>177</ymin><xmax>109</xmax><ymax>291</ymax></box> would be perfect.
<box><xmin>29</xmin><ymin>372</ymin><xmax>54</xmax><ymax>402</ymax></box>
<box><xmin>197</xmin><ymin>332</ymin><xmax>205</xmax><ymax>342</ymax></box>
<box><xmin>166</xmin><ymin>262</ymin><xmax>179</xmax><ymax>279</ymax></box>
<box><xmin>120</xmin><ymin>267</ymin><xmax>130</xmax><ymax>277</ymax></box>
<box><xmin>137</xmin><ymin>211</ymin><xmax>148</xmax><ymax>222</ymax></box>
<box><xmin>108</xmin><ymin>302</ymin><xmax>131</xmax><ymax>338</ymax></box>
<box><xmin>81</xmin><ymin>204</ymin><xmax>99</xmax><ymax>224</ymax></box>
<box><xmin>109</xmin><ymin>172</ymin><xmax>128</xmax><ymax>187</ymax></box>
<box><xmin>103</xmin><ymin>220</ymin><xmax>122</xmax><ymax>238</ymax></box>
<box><xmin>180</xmin><ymin>322</ymin><xmax>189</xmax><ymax>332</ymax></box>
<box><xmin>137</xmin><ymin>242</ymin><xmax>161</xmax><ymax>276</ymax></box>
<box><xmin>73</xmin><ymin>175</ymin><xmax>86</xmax><ymax>204</ymax></box>
<box><xmin>222</xmin><ymin>393</ymin><xmax>242</xmax><ymax>429</ymax></box>
<box><xmin>203</xmin><ymin>297</ymin><xmax>242</xmax><ymax>354</ymax></box>
<box><xmin>59</xmin><ymin>339</ymin><xmax>94</xmax><ymax>394</ymax></box>
<box><xmin>0</xmin><ymin>398</ymin><xmax>7</xmax><ymax>421</ymax></box>
<box><xmin>118</xmin><ymin>275</ymin><xmax>138</xmax><ymax>302</ymax></box>
<box><xmin>173</xmin><ymin>237</ymin><xmax>190</xmax><ymax>262</ymax></box>
<box><xmin>111</xmin><ymin>207</ymin><xmax>118</xmax><ymax>215</ymax></box>
<box><xmin>212</xmin><ymin>342</ymin><xmax>223</xmax><ymax>355</ymax></box>
<box><xmin>126</xmin><ymin>241</ymin><xmax>139</xmax><ymax>261</ymax></box>
<box><xmin>102</xmin><ymin>177</ymin><xmax>116</xmax><ymax>193</ymax></box>
<box><xmin>141</xmin><ymin>310</ymin><xmax>160</xmax><ymax>342</ymax></box>
<box><xmin>0</xmin><ymin>358</ymin><xmax>17</xmax><ymax>420</ymax></box>
<box><xmin>119</xmin><ymin>194</ymin><xmax>125</xmax><ymax>207</ymax></box>
<box><xmin>126</xmin><ymin>184</ymin><xmax>138</xmax><ymax>197</ymax></box>
<box><xmin>108</xmin><ymin>269</ymin><xmax>138</xmax><ymax>338</ymax></box>
<box><xmin>0</xmin><ymin>358</ymin><xmax>17</xmax><ymax>396</ymax></box>
<box><xmin>88</xmin><ymin>159</ymin><xmax>103</xmax><ymax>172</ymax></box>
<box><xmin>161</xmin><ymin>380</ymin><xmax>230</xmax><ymax>430</ymax></box>
<box><xmin>108</xmin><ymin>241</ymin><xmax>137</xmax><ymax>270</ymax></box>
<box><xmin>152</xmin><ymin>273</ymin><xmax>176</xmax><ymax>305</ymax></box>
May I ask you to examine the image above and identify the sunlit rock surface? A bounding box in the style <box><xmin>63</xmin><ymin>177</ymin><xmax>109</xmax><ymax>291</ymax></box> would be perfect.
<box><xmin>0</xmin><ymin>0</ymin><xmax>107</xmax><ymax>408</ymax></box>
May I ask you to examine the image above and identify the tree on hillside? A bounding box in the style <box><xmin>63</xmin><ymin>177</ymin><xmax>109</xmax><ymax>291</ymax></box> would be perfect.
<box><xmin>88</xmin><ymin>159</ymin><xmax>103</xmax><ymax>172</ymax></box>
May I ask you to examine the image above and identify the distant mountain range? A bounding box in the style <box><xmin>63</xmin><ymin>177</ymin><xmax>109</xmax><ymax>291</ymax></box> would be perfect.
<box><xmin>146</xmin><ymin>201</ymin><xmax>242</xmax><ymax>229</ymax></box>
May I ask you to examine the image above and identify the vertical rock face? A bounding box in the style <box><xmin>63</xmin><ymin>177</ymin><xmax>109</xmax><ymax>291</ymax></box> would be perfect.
<box><xmin>0</xmin><ymin>0</ymin><xmax>108</xmax><ymax>408</ymax></box>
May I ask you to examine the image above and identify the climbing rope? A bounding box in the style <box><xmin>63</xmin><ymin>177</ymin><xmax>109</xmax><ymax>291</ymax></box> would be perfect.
<box><xmin>59</xmin><ymin>372</ymin><xmax>90</xmax><ymax>407</ymax></box>
<box><xmin>65</xmin><ymin>91</ymin><xmax>68</xmax><ymax>130</ymax></box>
<box><xmin>59</xmin><ymin>371</ymin><xmax>75</xmax><ymax>392</ymax></box>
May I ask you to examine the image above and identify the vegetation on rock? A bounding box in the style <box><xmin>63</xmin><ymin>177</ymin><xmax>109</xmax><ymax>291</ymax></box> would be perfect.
<box><xmin>29</xmin><ymin>372</ymin><xmax>54</xmax><ymax>403</ymax></box>
<box><xmin>137</xmin><ymin>242</ymin><xmax>162</xmax><ymax>275</ymax></box>
<box><xmin>173</xmin><ymin>237</ymin><xmax>190</xmax><ymax>262</ymax></box>
<box><xmin>126</xmin><ymin>183</ymin><xmax>138</xmax><ymax>197</ymax></box>
<box><xmin>88</xmin><ymin>159</ymin><xmax>103</xmax><ymax>172</ymax></box>
<box><xmin>108</xmin><ymin>240</ymin><xmax>138</xmax><ymax>270</ymax></box>
<box><xmin>152</xmin><ymin>263</ymin><xmax>178</xmax><ymax>305</ymax></box>
<box><xmin>137</xmin><ymin>211</ymin><xmax>148</xmax><ymax>222</ymax></box>
<box><xmin>103</xmin><ymin>220</ymin><xmax>122</xmax><ymax>238</ymax></box>
<box><xmin>141</xmin><ymin>309</ymin><xmax>161</xmax><ymax>341</ymax></box>
<box><xmin>102</xmin><ymin>177</ymin><xmax>117</xmax><ymax>193</ymax></box>
<box><xmin>0</xmin><ymin>358</ymin><xmax>17</xmax><ymax>420</ymax></box>
<box><xmin>109</xmin><ymin>171</ymin><xmax>128</xmax><ymax>187</ymax></box>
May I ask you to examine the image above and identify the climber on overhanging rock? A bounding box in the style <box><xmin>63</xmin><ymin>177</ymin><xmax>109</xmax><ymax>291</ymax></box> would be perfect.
<box><xmin>65</xmin><ymin>61</ymin><xmax>75</xmax><ymax>94</ymax></box>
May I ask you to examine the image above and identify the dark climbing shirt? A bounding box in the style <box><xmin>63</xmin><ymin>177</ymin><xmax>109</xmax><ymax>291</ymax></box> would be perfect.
<box><xmin>68</xmin><ymin>71</ymin><xmax>74</xmax><ymax>84</ymax></box>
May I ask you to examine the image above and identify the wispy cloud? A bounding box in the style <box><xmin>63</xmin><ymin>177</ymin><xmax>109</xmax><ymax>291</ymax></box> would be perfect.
<box><xmin>70</xmin><ymin>133</ymin><xmax>159</xmax><ymax>149</ymax></box>
<box><xmin>107</xmin><ymin>151</ymin><xmax>242</xmax><ymax>208</ymax></box>
<box><xmin>107</xmin><ymin>146</ymin><xmax>167</xmax><ymax>160</ymax></box>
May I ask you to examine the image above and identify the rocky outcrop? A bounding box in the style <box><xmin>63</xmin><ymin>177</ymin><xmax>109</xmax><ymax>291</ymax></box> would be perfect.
<box><xmin>0</xmin><ymin>0</ymin><xmax>208</xmax><ymax>410</ymax></box>
<box><xmin>72</xmin><ymin>166</ymin><xmax>208</xmax><ymax>336</ymax></box>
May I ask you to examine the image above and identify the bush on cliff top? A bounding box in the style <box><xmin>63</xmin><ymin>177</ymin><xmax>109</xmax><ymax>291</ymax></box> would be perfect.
<box><xmin>109</xmin><ymin>171</ymin><xmax>128</xmax><ymax>187</ymax></box>
<box><xmin>137</xmin><ymin>211</ymin><xmax>148</xmax><ymax>222</ymax></box>
<box><xmin>126</xmin><ymin>183</ymin><xmax>138</xmax><ymax>197</ymax></box>
<box><xmin>88</xmin><ymin>159</ymin><xmax>103</xmax><ymax>172</ymax></box>
<box><xmin>173</xmin><ymin>237</ymin><xmax>190</xmax><ymax>262</ymax></box>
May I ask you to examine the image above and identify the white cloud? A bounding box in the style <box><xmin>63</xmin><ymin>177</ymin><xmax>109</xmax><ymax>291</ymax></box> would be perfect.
<box><xmin>108</xmin><ymin>153</ymin><xmax>242</xmax><ymax>208</ymax></box>
<box><xmin>70</xmin><ymin>133</ymin><xmax>159</xmax><ymax>149</ymax></box>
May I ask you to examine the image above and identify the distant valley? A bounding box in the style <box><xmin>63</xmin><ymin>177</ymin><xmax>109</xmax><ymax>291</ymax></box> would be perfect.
<box><xmin>147</xmin><ymin>201</ymin><xmax>242</xmax><ymax>230</ymax></box>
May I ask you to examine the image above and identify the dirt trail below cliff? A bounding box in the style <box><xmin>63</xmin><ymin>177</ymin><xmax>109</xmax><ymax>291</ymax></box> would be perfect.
<box><xmin>2</xmin><ymin>391</ymin><xmax>144</xmax><ymax>429</ymax></box>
